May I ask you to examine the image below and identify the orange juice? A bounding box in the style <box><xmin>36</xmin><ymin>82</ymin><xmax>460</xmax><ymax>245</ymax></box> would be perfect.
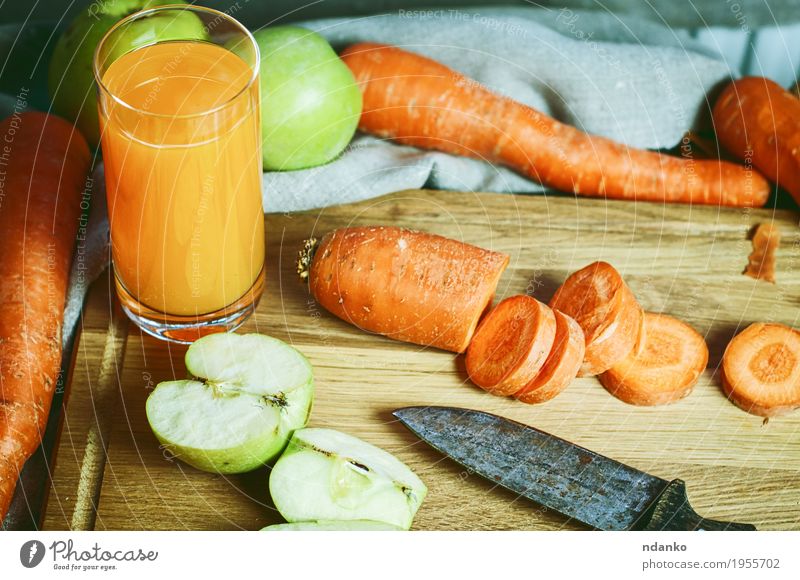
<box><xmin>99</xmin><ymin>41</ymin><xmax>264</xmax><ymax>316</ymax></box>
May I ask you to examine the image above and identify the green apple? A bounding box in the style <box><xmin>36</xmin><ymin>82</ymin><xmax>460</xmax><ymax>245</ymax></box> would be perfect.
<box><xmin>48</xmin><ymin>0</ymin><xmax>207</xmax><ymax>146</ymax></box>
<box><xmin>145</xmin><ymin>333</ymin><xmax>314</xmax><ymax>474</ymax></box>
<box><xmin>246</xmin><ymin>26</ymin><xmax>362</xmax><ymax>170</ymax></box>
<box><xmin>261</xmin><ymin>520</ymin><xmax>402</xmax><ymax>531</ymax></box>
<box><xmin>269</xmin><ymin>428</ymin><xmax>427</xmax><ymax>530</ymax></box>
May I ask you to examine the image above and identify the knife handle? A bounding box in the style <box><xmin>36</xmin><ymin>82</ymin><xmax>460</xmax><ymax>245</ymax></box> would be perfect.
<box><xmin>637</xmin><ymin>480</ymin><xmax>757</xmax><ymax>531</ymax></box>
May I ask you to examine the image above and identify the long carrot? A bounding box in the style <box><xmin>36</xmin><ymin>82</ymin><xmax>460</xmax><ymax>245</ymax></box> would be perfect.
<box><xmin>713</xmin><ymin>77</ymin><xmax>799</xmax><ymax>205</ymax></box>
<box><xmin>0</xmin><ymin>112</ymin><xmax>90</xmax><ymax>519</ymax></box>
<box><xmin>465</xmin><ymin>295</ymin><xmax>556</xmax><ymax>396</ymax></box>
<box><xmin>721</xmin><ymin>322</ymin><xmax>800</xmax><ymax>417</ymax></box>
<box><xmin>599</xmin><ymin>312</ymin><xmax>708</xmax><ymax>406</ymax></box>
<box><xmin>549</xmin><ymin>261</ymin><xmax>642</xmax><ymax>376</ymax></box>
<box><xmin>340</xmin><ymin>43</ymin><xmax>769</xmax><ymax>207</ymax></box>
<box><xmin>515</xmin><ymin>309</ymin><xmax>585</xmax><ymax>404</ymax></box>
<box><xmin>299</xmin><ymin>226</ymin><xmax>509</xmax><ymax>353</ymax></box>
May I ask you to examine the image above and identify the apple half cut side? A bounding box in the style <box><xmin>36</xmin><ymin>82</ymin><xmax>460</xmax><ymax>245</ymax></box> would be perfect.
<box><xmin>269</xmin><ymin>428</ymin><xmax>427</xmax><ymax>530</ymax></box>
<box><xmin>146</xmin><ymin>333</ymin><xmax>314</xmax><ymax>474</ymax></box>
<box><xmin>261</xmin><ymin>520</ymin><xmax>402</xmax><ymax>531</ymax></box>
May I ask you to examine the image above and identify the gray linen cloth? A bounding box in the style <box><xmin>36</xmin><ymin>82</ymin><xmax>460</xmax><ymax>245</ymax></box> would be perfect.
<box><xmin>264</xmin><ymin>7</ymin><xmax>732</xmax><ymax>211</ymax></box>
<box><xmin>66</xmin><ymin>7</ymin><xmax>734</xmax><ymax>340</ymax></box>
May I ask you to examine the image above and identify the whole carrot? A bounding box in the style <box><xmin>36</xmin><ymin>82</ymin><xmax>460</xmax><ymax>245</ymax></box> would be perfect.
<box><xmin>713</xmin><ymin>77</ymin><xmax>800</xmax><ymax>205</ymax></box>
<box><xmin>341</xmin><ymin>43</ymin><xmax>769</xmax><ymax>208</ymax></box>
<box><xmin>0</xmin><ymin>112</ymin><xmax>90</xmax><ymax>519</ymax></box>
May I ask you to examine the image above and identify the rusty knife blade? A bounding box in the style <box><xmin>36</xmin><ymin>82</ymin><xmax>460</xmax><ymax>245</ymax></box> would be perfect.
<box><xmin>393</xmin><ymin>406</ymin><xmax>670</xmax><ymax>531</ymax></box>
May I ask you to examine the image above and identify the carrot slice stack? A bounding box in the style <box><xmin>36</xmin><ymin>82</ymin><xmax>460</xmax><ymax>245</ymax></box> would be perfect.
<box><xmin>549</xmin><ymin>261</ymin><xmax>642</xmax><ymax>376</ymax></box>
<box><xmin>722</xmin><ymin>323</ymin><xmax>800</xmax><ymax>417</ymax></box>
<box><xmin>515</xmin><ymin>310</ymin><xmax>585</xmax><ymax>404</ymax></box>
<box><xmin>599</xmin><ymin>313</ymin><xmax>708</xmax><ymax>406</ymax></box>
<box><xmin>466</xmin><ymin>295</ymin><xmax>556</xmax><ymax>396</ymax></box>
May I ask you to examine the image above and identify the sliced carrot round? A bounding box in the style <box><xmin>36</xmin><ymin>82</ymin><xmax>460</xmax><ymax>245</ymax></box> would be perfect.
<box><xmin>721</xmin><ymin>322</ymin><xmax>800</xmax><ymax>417</ymax></box>
<box><xmin>549</xmin><ymin>261</ymin><xmax>642</xmax><ymax>376</ymax></box>
<box><xmin>599</xmin><ymin>312</ymin><xmax>708</xmax><ymax>406</ymax></box>
<box><xmin>515</xmin><ymin>310</ymin><xmax>585</xmax><ymax>404</ymax></box>
<box><xmin>466</xmin><ymin>295</ymin><xmax>557</xmax><ymax>396</ymax></box>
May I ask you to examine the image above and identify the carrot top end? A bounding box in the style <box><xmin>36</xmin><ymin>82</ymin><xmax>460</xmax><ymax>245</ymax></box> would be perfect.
<box><xmin>297</xmin><ymin>237</ymin><xmax>319</xmax><ymax>283</ymax></box>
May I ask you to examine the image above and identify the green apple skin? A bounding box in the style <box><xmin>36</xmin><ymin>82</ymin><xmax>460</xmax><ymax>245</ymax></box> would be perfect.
<box><xmin>249</xmin><ymin>26</ymin><xmax>362</xmax><ymax>170</ymax></box>
<box><xmin>269</xmin><ymin>428</ymin><xmax>427</xmax><ymax>530</ymax></box>
<box><xmin>261</xmin><ymin>520</ymin><xmax>402</xmax><ymax>531</ymax></box>
<box><xmin>145</xmin><ymin>333</ymin><xmax>314</xmax><ymax>474</ymax></box>
<box><xmin>47</xmin><ymin>0</ymin><xmax>206</xmax><ymax>146</ymax></box>
<box><xmin>146</xmin><ymin>380</ymin><xmax>313</xmax><ymax>474</ymax></box>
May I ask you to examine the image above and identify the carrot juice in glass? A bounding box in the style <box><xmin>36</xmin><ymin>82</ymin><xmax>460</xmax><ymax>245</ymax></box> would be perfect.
<box><xmin>94</xmin><ymin>6</ymin><xmax>264</xmax><ymax>342</ymax></box>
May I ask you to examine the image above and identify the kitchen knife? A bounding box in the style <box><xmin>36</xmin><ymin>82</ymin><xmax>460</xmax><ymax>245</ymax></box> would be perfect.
<box><xmin>393</xmin><ymin>406</ymin><xmax>755</xmax><ymax>531</ymax></box>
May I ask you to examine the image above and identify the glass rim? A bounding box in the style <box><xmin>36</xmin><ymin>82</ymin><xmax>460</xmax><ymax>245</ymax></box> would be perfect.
<box><xmin>92</xmin><ymin>4</ymin><xmax>260</xmax><ymax>120</ymax></box>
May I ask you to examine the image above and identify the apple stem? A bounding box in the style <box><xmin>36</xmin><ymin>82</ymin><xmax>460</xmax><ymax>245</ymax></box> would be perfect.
<box><xmin>296</xmin><ymin>237</ymin><xmax>319</xmax><ymax>283</ymax></box>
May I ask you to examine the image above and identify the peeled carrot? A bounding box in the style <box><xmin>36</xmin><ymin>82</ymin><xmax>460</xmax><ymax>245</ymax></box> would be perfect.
<box><xmin>515</xmin><ymin>310</ymin><xmax>585</xmax><ymax>404</ymax></box>
<box><xmin>300</xmin><ymin>226</ymin><xmax>509</xmax><ymax>353</ymax></box>
<box><xmin>721</xmin><ymin>322</ymin><xmax>800</xmax><ymax>417</ymax></box>
<box><xmin>599</xmin><ymin>313</ymin><xmax>708</xmax><ymax>406</ymax></box>
<box><xmin>341</xmin><ymin>43</ymin><xmax>769</xmax><ymax>207</ymax></box>
<box><xmin>465</xmin><ymin>295</ymin><xmax>556</xmax><ymax>396</ymax></box>
<box><xmin>549</xmin><ymin>262</ymin><xmax>642</xmax><ymax>377</ymax></box>
<box><xmin>743</xmin><ymin>222</ymin><xmax>780</xmax><ymax>283</ymax></box>
<box><xmin>713</xmin><ymin>77</ymin><xmax>798</xmax><ymax>205</ymax></box>
<box><xmin>0</xmin><ymin>112</ymin><xmax>90</xmax><ymax>519</ymax></box>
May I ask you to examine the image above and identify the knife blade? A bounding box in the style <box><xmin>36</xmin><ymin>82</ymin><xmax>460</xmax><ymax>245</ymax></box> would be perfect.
<box><xmin>393</xmin><ymin>406</ymin><xmax>755</xmax><ymax>531</ymax></box>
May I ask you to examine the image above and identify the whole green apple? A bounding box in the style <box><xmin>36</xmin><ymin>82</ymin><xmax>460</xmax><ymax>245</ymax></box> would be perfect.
<box><xmin>249</xmin><ymin>26</ymin><xmax>363</xmax><ymax>170</ymax></box>
<box><xmin>47</xmin><ymin>0</ymin><xmax>207</xmax><ymax>146</ymax></box>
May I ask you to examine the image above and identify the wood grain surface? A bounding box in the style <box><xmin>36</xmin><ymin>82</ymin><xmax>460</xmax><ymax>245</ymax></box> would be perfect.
<box><xmin>42</xmin><ymin>190</ymin><xmax>800</xmax><ymax>531</ymax></box>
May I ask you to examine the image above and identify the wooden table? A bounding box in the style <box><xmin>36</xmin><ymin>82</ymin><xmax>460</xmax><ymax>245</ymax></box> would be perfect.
<box><xmin>42</xmin><ymin>190</ymin><xmax>800</xmax><ymax>531</ymax></box>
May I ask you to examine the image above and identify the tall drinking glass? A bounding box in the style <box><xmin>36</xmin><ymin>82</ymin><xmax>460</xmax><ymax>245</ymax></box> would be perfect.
<box><xmin>94</xmin><ymin>5</ymin><xmax>264</xmax><ymax>343</ymax></box>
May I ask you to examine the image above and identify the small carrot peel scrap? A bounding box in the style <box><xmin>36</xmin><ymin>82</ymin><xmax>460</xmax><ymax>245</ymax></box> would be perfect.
<box><xmin>743</xmin><ymin>222</ymin><xmax>780</xmax><ymax>283</ymax></box>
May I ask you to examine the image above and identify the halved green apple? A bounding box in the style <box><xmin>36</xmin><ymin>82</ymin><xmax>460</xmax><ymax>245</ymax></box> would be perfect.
<box><xmin>269</xmin><ymin>428</ymin><xmax>427</xmax><ymax>530</ymax></box>
<box><xmin>261</xmin><ymin>520</ymin><xmax>402</xmax><ymax>531</ymax></box>
<box><xmin>146</xmin><ymin>333</ymin><xmax>313</xmax><ymax>474</ymax></box>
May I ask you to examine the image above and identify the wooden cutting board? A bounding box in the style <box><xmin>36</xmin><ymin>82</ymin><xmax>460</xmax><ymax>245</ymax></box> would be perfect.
<box><xmin>41</xmin><ymin>189</ymin><xmax>800</xmax><ymax>531</ymax></box>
